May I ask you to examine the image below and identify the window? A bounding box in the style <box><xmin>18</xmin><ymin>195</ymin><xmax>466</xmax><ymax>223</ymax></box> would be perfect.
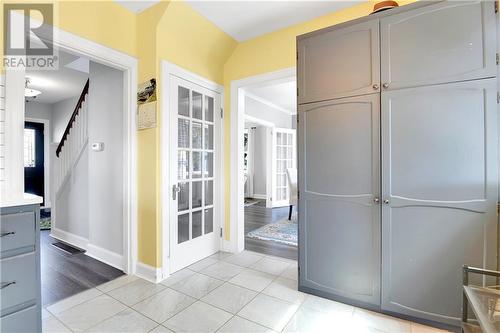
<box><xmin>24</xmin><ymin>129</ymin><xmax>36</xmax><ymax>167</ymax></box>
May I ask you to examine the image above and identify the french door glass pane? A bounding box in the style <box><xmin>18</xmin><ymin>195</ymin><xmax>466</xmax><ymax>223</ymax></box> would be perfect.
<box><xmin>205</xmin><ymin>96</ymin><xmax>214</xmax><ymax>122</ymax></box>
<box><xmin>193</xmin><ymin>91</ymin><xmax>202</xmax><ymax>120</ymax></box>
<box><xmin>203</xmin><ymin>152</ymin><xmax>213</xmax><ymax>178</ymax></box>
<box><xmin>178</xmin><ymin>119</ymin><xmax>190</xmax><ymax>148</ymax></box>
<box><xmin>192</xmin><ymin>122</ymin><xmax>202</xmax><ymax>149</ymax></box>
<box><xmin>178</xmin><ymin>151</ymin><xmax>189</xmax><ymax>180</ymax></box>
<box><xmin>204</xmin><ymin>208</ymin><xmax>213</xmax><ymax>234</ymax></box>
<box><xmin>192</xmin><ymin>211</ymin><xmax>202</xmax><ymax>239</ymax></box>
<box><xmin>204</xmin><ymin>124</ymin><xmax>213</xmax><ymax>150</ymax></box>
<box><xmin>192</xmin><ymin>151</ymin><xmax>202</xmax><ymax>179</ymax></box>
<box><xmin>192</xmin><ymin>181</ymin><xmax>202</xmax><ymax>209</ymax></box>
<box><xmin>178</xmin><ymin>213</ymin><xmax>189</xmax><ymax>244</ymax></box>
<box><xmin>178</xmin><ymin>182</ymin><xmax>189</xmax><ymax>211</ymax></box>
<box><xmin>205</xmin><ymin>180</ymin><xmax>213</xmax><ymax>206</ymax></box>
<box><xmin>178</xmin><ymin>87</ymin><xmax>190</xmax><ymax>117</ymax></box>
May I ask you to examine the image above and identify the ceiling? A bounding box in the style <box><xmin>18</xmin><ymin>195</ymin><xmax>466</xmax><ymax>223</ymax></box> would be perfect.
<box><xmin>114</xmin><ymin>0</ymin><xmax>160</xmax><ymax>14</ymax></box>
<box><xmin>245</xmin><ymin>80</ymin><xmax>296</xmax><ymax>114</ymax></box>
<box><xmin>185</xmin><ymin>1</ymin><xmax>362</xmax><ymax>41</ymax></box>
<box><xmin>26</xmin><ymin>50</ymin><xmax>89</xmax><ymax>104</ymax></box>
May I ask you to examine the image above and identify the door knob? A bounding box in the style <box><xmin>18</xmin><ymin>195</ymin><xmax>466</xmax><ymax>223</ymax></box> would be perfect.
<box><xmin>383</xmin><ymin>199</ymin><xmax>390</xmax><ymax>204</ymax></box>
<box><xmin>372</xmin><ymin>84</ymin><xmax>379</xmax><ymax>90</ymax></box>
<box><xmin>373</xmin><ymin>197</ymin><xmax>380</xmax><ymax>203</ymax></box>
<box><xmin>172</xmin><ymin>184</ymin><xmax>180</xmax><ymax>200</ymax></box>
<box><xmin>382</xmin><ymin>83</ymin><xmax>390</xmax><ymax>89</ymax></box>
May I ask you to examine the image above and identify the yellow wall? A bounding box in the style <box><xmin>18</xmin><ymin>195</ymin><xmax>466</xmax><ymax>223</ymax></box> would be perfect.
<box><xmin>222</xmin><ymin>0</ymin><xmax>416</xmax><ymax>238</ymax></box>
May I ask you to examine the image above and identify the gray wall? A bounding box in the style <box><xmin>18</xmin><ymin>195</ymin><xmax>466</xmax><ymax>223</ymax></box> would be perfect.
<box><xmin>52</xmin><ymin>96</ymin><xmax>79</xmax><ymax>143</ymax></box>
<box><xmin>245</xmin><ymin>95</ymin><xmax>293</xmax><ymax>129</ymax></box>
<box><xmin>87</xmin><ymin>61</ymin><xmax>124</xmax><ymax>255</ymax></box>
<box><xmin>25</xmin><ymin>101</ymin><xmax>51</xmax><ymax>122</ymax></box>
<box><xmin>252</xmin><ymin>126</ymin><xmax>267</xmax><ymax>196</ymax></box>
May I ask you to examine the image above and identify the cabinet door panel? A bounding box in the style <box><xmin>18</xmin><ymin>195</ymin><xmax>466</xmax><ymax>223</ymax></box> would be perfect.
<box><xmin>381</xmin><ymin>79</ymin><xmax>498</xmax><ymax>325</ymax></box>
<box><xmin>298</xmin><ymin>20</ymin><xmax>380</xmax><ymax>104</ymax></box>
<box><xmin>298</xmin><ymin>94</ymin><xmax>380</xmax><ymax>307</ymax></box>
<box><xmin>381</xmin><ymin>1</ymin><xmax>496</xmax><ymax>90</ymax></box>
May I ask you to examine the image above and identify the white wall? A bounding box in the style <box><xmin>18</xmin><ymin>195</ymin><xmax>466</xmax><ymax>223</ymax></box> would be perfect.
<box><xmin>52</xmin><ymin>96</ymin><xmax>79</xmax><ymax>143</ymax></box>
<box><xmin>25</xmin><ymin>101</ymin><xmax>52</xmax><ymax>122</ymax></box>
<box><xmin>87</xmin><ymin>62</ymin><xmax>124</xmax><ymax>256</ymax></box>
<box><xmin>245</xmin><ymin>95</ymin><xmax>293</xmax><ymax>129</ymax></box>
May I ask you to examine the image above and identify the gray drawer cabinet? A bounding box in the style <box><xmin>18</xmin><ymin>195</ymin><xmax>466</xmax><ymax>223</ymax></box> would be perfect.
<box><xmin>0</xmin><ymin>204</ymin><xmax>41</xmax><ymax>333</ymax></box>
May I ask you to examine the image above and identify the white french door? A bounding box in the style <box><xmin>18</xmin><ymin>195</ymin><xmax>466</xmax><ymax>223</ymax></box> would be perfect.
<box><xmin>169</xmin><ymin>76</ymin><xmax>221</xmax><ymax>273</ymax></box>
<box><xmin>271</xmin><ymin>128</ymin><xmax>296</xmax><ymax>208</ymax></box>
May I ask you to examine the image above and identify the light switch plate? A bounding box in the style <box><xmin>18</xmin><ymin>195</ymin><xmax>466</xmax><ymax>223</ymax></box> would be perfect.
<box><xmin>91</xmin><ymin>142</ymin><xmax>104</xmax><ymax>152</ymax></box>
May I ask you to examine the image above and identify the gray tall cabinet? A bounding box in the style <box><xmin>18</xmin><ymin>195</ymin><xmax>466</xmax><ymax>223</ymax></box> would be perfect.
<box><xmin>297</xmin><ymin>0</ymin><xmax>498</xmax><ymax>326</ymax></box>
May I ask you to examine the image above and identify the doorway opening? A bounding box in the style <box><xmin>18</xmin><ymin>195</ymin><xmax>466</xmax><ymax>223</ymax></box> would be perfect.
<box><xmin>230</xmin><ymin>68</ymin><xmax>297</xmax><ymax>260</ymax></box>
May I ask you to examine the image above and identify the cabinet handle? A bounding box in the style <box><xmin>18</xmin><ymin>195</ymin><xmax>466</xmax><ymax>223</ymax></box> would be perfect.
<box><xmin>372</xmin><ymin>84</ymin><xmax>379</xmax><ymax>90</ymax></box>
<box><xmin>0</xmin><ymin>231</ymin><xmax>15</xmax><ymax>237</ymax></box>
<box><xmin>373</xmin><ymin>197</ymin><xmax>380</xmax><ymax>203</ymax></box>
<box><xmin>384</xmin><ymin>199</ymin><xmax>390</xmax><ymax>204</ymax></box>
<box><xmin>382</xmin><ymin>83</ymin><xmax>390</xmax><ymax>89</ymax></box>
<box><xmin>0</xmin><ymin>281</ymin><xmax>16</xmax><ymax>289</ymax></box>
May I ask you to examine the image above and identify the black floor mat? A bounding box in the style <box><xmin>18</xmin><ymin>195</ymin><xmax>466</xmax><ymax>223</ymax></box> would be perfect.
<box><xmin>51</xmin><ymin>241</ymin><xmax>85</xmax><ymax>255</ymax></box>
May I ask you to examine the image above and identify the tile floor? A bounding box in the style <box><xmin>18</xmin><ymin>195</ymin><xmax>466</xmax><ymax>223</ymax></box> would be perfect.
<box><xmin>42</xmin><ymin>251</ymin><xmax>452</xmax><ymax>333</ymax></box>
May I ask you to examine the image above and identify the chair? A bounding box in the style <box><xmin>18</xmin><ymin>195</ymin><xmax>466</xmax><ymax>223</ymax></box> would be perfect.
<box><xmin>286</xmin><ymin>168</ymin><xmax>297</xmax><ymax>220</ymax></box>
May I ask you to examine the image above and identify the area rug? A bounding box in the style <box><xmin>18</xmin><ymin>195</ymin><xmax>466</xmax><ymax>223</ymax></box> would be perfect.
<box><xmin>40</xmin><ymin>209</ymin><xmax>51</xmax><ymax>230</ymax></box>
<box><xmin>247</xmin><ymin>217</ymin><xmax>298</xmax><ymax>246</ymax></box>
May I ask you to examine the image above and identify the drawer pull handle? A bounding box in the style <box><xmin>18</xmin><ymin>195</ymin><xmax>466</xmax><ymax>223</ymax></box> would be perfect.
<box><xmin>0</xmin><ymin>231</ymin><xmax>15</xmax><ymax>237</ymax></box>
<box><xmin>0</xmin><ymin>281</ymin><xmax>16</xmax><ymax>289</ymax></box>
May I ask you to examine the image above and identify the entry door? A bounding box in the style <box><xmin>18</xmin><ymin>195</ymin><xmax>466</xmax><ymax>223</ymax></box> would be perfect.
<box><xmin>169</xmin><ymin>76</ymin><xmax>221</xmax><ymax>273</ymax></box>
<box><xmin>381</xmin><ymin>79</ymin><xmax>498</xmax><ymax>325</ymax></box>
<box><xmin>24</xmin><ymin>121</ymin><xmax>44</xmax><ymax>205</ymax></box>
<box><xmin>272</xmin><ymin>128</ymin><xmax>296</xmax><ymax>208</ymax></box>
<box><xmin>298</xmin><ymin>93</ymin><xmax>381</xmax><ymax>307</ymax></box>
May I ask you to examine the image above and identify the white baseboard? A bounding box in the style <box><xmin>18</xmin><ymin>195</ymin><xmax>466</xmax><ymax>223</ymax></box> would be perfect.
<box><xmin>50</xmin><ymin>228</ymin><xmax>88</xmax><ymax>250</ymax></box>
<box><xmin>252</xmin><ymin>194</ymin><xmax>267</xmax><ymax>200</ymax></box>
<box><xmin>87</xmin><ymin>244</ymin><xmax>123</xmax><ymax>271</ymax></box>
<box><xmin>222</xmin><ymin>239</ymin><xmax>236</xmax><ymax>253</ymax></box>
<box><xmin>135</xmin><ymin>262</ymin><xmax>163</xmax><ymax>283</ymax></box>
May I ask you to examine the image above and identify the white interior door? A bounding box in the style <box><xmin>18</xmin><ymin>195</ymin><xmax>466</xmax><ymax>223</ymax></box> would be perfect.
<box><xmin>272</xmin><ymin>128</ymin><xmax>296</xmax><ymax>208</ymax></box>
<box><xmin>169</xmin><ymin>76</ymin><xmax>221</xmax><ymax>273</ymax></box>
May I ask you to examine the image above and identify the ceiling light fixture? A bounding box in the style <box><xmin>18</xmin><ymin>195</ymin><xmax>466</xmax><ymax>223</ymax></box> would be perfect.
<box><xmin>25</xmin><ymin>78</ymin><xmax>42</xmax><ymax>98</ymax></box>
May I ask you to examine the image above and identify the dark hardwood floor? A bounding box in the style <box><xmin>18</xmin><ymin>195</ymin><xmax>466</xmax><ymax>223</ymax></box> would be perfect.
<box><xmin>244</xmin><ymin>200</ymin><xmax>298</xmax><ymax>260</ymax></box>
<box><xmin>41</xmin><ymin>230</ymin><xmax>124</xmax><ymax>306</ymax></box>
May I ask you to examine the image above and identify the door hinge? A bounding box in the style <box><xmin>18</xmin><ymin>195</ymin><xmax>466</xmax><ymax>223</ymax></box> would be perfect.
<box><xmin>220</xmin><ymin>227</ymin><xmax>223</xmax><ymax>237</ymax></box>
<box><xmin>495</xmin><ymin>1</ymin><xmax>498</xmax><ymax>13</ymax></box>
<box><xmin>496</xmin><ymin>53</ymin><xmax>499</xmax><ymax>65</ymax></box>
<box><xmin>497</xmin><ymin>92</ymin><xmax>500</xmax><ymax>104</ymax></box>
<box><xmin>296</xmin><ymin>51</ymin><xmax>299</xmax><ymax>61</ymax></box>
<box><xmin>220</xmin><ymin>108</ymin><xmax>223</xmax><ymax>119</ymax></box>
<box><xmin>297</xmin><ymin>87</ymin><xmax>299</xmax><ymax>97</ymax></box>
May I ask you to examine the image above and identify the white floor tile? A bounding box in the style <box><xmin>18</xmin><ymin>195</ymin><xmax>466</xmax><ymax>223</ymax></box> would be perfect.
<box><xmin>208</xmin><ymin>252</ymin><xmax>233</xmax><ymax>261</ymax></box>
<box><xmin>199</xmin><ymin>261</ymin><xmax>244</xmax><ymax>281</ymax></box>
<box><xmin>262</xmin><ymin>276</ymin><xmax>306</xmax><ymax>304</ymax></box>
<box><xmin>107</xmin><ymin>279</ymin><xmax>166</xmax><ymax>306</ymax></box>
<box><xmin>149</xmin><ymin>325</ymin><xmax>175</xmax><ymax>333</ymax></box>
<box><xmin>42</xmin><ymin>316</ymin><xmax>71</xmax><ymax>333</ymax></box>
<box><xmin>42</xmin><ymin>308</ymin><xmax>53</xmax><ymax>319</ymax></box>
<box><xmin>86</xmin><ymin>308</ymin><xmax>157</xmax><ymax>333</ymax></box>
<box><xmin>224</xmin><ymin>251</ymin><xmax>264</xmax><ymax>267</ymax></box>
<box><xmin>202</xmin><ymin>282</ymin><xmax>258</xmax><ymax>314</ymax></box>
<box><xmin>250</xmin><ymin>257</ymin><xmax>291</xmax><ymax>276</ymax></box>
<box><xmin>301</xmin><ymin>294</ymin><xmax>354</xmax><ymax>315</ymax></box>
<box><xmin>238</xmin><ymin>294</ymin><xmax>299</xmax><ymax>332</ymax></box>
<box><xmin>96</xmin><ymin>274</ymin><xmax>138</xmax><ymax>293</ymax></box>
<box><xmin>160</xmin><ymin>268</ymin><xmax>196</xmax><ymax>287</ymax></box>
<box><xmin>280</xmin><ymin>263</ymin><xmax>298</xmax><ymax>281</ymax></box>
<box><xmin>229</xmin><ymin>269</ymin><xmax>275</xmax><ymax>292</ymax></box>
<box><xmin>218</xmin><ymin>316</ymin><xmax>275</xmax><ymax>333</ymax></box>
<box><xmin>353</xmin><ymin>309</ymin><xmax>412</xmax><ymax>333</ymax></box>
<box><xmin>132</xmin><ymin>288</ymin><xmax>196</xmax><ymax>323</ymax></box>
<box><xmin>46</xmin><ymin>288</ymin><xmax>103</xmax><ymax>315</ymax></box>
<box><xmin>283</xmin><ymin>306</ymin><xmax>354</xmax><ymax>333</ymax></box>
<box><xmin>164</xmin><ymin>301</ymin><xmax>232</xmax><ymax>333</ymax></box>
<box><xmin>54</xmin><ymin>295</ymin><xmax>127</xmax><ymax>332</ymax></box>
<box><xmin>169</xmin><ymin>272</ymin><xmax>224</xmax><ymax>299</ymax></box>
<box><xmin>188</xmin><ymin>257</ymin><xmax>219</xmax><ymax>272</ymax></box>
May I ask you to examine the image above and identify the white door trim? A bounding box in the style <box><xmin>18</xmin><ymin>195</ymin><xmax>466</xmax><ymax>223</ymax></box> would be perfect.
<box><xmin>229</xmin><ymin>67</ymin><xmax>295</xmax><ymax>253</ymax></box>
<box><xmin>13</xmin><ymin>16</ymin><xmax>139</xmax><ymax>274</ymax></box>
<box><xmin>161</xmin><ymin>60</ymin><xmax>225</xmax><ymax>280</ymax></box>
<box><xmin>25</xmin><ymin>117</ymin><xmax>51</xmax><ymax>209</ymax></box>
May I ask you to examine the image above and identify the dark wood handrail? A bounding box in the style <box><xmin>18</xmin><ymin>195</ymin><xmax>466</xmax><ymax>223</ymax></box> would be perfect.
<box><xmin>56</xmin><ymin>79</ymin><xmax>89</xmax><ymax>157</ymax></box>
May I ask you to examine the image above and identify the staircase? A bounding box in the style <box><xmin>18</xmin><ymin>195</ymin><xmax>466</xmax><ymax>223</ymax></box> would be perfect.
<box><xmin>54</xmin><ymin>79</ymin><xmax>89</xmax><ymax>193</ymax></box>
